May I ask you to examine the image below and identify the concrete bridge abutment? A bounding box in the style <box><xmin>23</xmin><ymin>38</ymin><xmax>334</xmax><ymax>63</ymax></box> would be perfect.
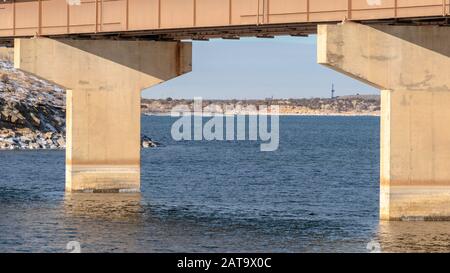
<box><xmin>318</xmin><ymin>22</ymin><xmax>450</xmax><ymax>220</ymax></box>
<box><xmin>14</xmin><ymin>38</ymin><xmax>191</xmax><ymax>193</ymax></box>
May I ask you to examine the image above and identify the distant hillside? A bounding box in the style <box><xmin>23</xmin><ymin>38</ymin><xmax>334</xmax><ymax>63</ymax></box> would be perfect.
<box><xmin>141</xmin><ymin>95</ymin><xmax>380</xmax><ymax>116</ymax></box>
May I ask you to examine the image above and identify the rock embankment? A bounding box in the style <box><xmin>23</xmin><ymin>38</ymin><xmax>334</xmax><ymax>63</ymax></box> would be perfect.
<box><xmin>0</xmin><ymin>61</ymin><xmax>66</xmax><ymax>150</ymax></box>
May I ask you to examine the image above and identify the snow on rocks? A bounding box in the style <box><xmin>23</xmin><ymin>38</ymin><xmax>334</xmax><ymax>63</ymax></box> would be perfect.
<box><xmin>0</xmin><ymin>60</ymin><xmax>66</xmax><ymax>150</ymax></box>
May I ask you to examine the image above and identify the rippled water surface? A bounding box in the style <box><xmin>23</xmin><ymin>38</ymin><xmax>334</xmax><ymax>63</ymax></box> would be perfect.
<box><xmin>1</xmin><ymin>116</ymin><xmax>450</xmax><ymax>253</ymax></box>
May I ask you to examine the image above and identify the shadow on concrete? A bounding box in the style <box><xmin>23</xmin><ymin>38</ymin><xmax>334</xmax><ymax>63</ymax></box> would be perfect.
<box><xmin>371</xmin><ymin>25</ymin><xmax>450</xmax><ymax>58</ymax></box>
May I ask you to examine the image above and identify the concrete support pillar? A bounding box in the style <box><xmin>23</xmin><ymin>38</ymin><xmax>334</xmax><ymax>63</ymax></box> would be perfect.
<box><xmin>14</xmin><ymin>38</ymin><xmax>191</xmax><ymax>192</ymax></box>
<box><xmin>318</xmin><ymin>22</ymin><xmax>450</xmax><ymax>220</ymax></box>
<box><xmin>0</xmin><ymin>47</ymin><xmax>14</xmax><ymax>62</ymax></box>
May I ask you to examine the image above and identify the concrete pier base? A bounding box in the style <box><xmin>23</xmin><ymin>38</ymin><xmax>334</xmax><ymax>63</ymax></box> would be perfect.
<box><xmin>380</xmin><ymin>89</ymin><xmax>450</xmax><ymax>220</ymax></box>
<box><xmin>318</xmin><ymin>22</ymin><xmax>450</xmax><ymax>220</ymax></box>
<box><xmin>14</xmin><ymin>38</ymin><xmax>191</xmax><ymax>192</ymax></box>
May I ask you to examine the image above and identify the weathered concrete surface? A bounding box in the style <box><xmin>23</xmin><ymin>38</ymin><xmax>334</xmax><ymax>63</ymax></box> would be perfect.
<box><xmin>0</xmin><ymin>47</ymin><xmax>13</xmax><ymax>62</ymax></box>
<box><xmin>14</xmin><ymin>38</ymin><xmax>191</xmax><ymax>192</ymax></box>
<box><xmin>318</xmin><ymin>22</ymin><xmax>450</xmax><ymax>220</ymax></box>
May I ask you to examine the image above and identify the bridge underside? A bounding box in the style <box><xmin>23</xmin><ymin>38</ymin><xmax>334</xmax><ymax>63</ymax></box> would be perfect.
<box><xmin>1</xmin><ymin>0</ymin><xmax>449</xmax><ymax>46</ymax></box>
<box><xmin>1</xmin><ymin>17</ymin><xmax>450</xmax><ymax>47</ymax></box>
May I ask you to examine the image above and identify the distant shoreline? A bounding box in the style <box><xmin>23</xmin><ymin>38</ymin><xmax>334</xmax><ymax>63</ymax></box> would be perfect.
<box><xmin>141</xmin><ymin>96</ymin><xmax>381</xmax><ymax>117</ymax></box>
<box><xmin>143</xmin><ymin>112</ymin><xmax>380</xmax><ymax>117</ymax></box>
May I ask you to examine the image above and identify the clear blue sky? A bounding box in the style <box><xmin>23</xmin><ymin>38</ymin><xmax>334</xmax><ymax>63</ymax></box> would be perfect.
<box><xmin>142</xmin><ymin>35</ymin><xmax>378</xmax><ymax>99</ymax></box>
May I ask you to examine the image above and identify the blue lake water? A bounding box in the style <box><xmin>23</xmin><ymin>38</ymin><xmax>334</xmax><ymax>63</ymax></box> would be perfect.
<box><xmin>2</xmin><ymin>116</ymin><xmax>450</xmax><ymax>253</ymax></box>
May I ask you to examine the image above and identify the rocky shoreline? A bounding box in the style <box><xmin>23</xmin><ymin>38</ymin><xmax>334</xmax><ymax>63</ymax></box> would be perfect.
<box><xmin>0</xmin><ymin>60</ymin><xmax>67</xmax><ymax>150</ymax></box>
<box><xmin>0</xmin><ymin>128</ymin><xmax>159</xmax><ymax>150</ymax></box>
<box><xmin>0</xmin><ymin>129</ymin><xmax>65</xmax><ymax>150</ymax></box>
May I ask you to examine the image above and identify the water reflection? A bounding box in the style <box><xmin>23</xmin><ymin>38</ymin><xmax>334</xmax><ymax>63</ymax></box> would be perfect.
<box><xmin>64</xmin><ymin>193</ymin><xmax>144</xmax><ymax>221</ymax></box>
<box><xmin>378</xmin><ymin>221</ymin><xmax>450</xmax><ymax>252</ymax></box>
<box><xmin>61</xmin><ymin>193</ymin><xmax>146</xmax><ymax>252</ymax></box>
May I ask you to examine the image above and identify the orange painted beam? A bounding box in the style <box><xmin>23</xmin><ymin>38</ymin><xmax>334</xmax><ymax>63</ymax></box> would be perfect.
<box><xmin>0</xmin><ymin>0</ymin><xmax>448</xmax><ymax>40</ymax></box>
